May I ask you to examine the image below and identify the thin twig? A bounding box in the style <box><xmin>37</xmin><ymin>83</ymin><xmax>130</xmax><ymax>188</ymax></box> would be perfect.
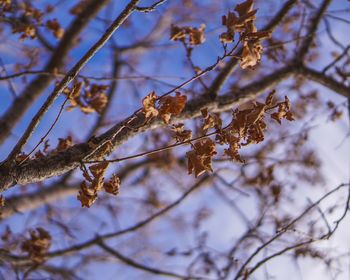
<box><xmin>97</xmin><ymin>239</ymin><xmax>198</xmax><ymax>279</ymax></box>
<box><xmin>135</xmin><ymin>0</ymin><xmax>167</xmax><ymax>13</ymax></box>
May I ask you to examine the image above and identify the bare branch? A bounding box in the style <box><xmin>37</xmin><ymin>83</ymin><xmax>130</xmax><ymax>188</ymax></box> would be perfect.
<box><xmin>297</xmin><ymin>0</ymin><xmax>332</xmax><ymax>60</ymax></box>
<box><xmin>97</xmin><ymin>239</ymin><xmax>196</xmax><ymax>279</ymax></box>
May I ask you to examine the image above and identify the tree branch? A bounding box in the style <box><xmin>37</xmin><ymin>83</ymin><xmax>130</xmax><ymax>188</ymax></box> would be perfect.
<box><xmin>97</xmin><ymin>239</ymin><xmax>195</xmax><ymax>279</ymax></box>
<box><xmin>0</xmin><ymin>65</ymin><xmax>294</xmax><ymax>191</ymax></box>
<box><xmin>3</xmin><ymin>0</ymin><xmax>140</xmax><ymax>165</ymax></box>
<box><xmin>297</xmin><ymin>0</ymin><xmax>332</xmax><ymax>60</ymax></box>
<box><xmin>0</xmin><ymin>176</ymin><xmax>210</xmax><ymax>263</ymax></box>
<box><xmin>298</xmin><ymin>65</ymin><xmax>350</xmax><ymax>98</ymax></box>
<box><xmin>0</xmin><ymin>0</ymin><xmax>110</xmax><ymax>144</ymax></box>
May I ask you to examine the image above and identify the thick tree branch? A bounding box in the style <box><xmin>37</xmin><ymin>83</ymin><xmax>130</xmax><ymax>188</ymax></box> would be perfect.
<box><xmin>298</xmin><ymin>65</ymin><xmax>350</xmax><ymax>98</ymax></box>
<box><xmin>0</xmin><ymin>66</ymin><xmax>294</xmax><ymax>192</ymax></box>
<box><xmin>0</xmin><ymin>157</ymin><xmax>159</xmax><ymax>219</ymax></box>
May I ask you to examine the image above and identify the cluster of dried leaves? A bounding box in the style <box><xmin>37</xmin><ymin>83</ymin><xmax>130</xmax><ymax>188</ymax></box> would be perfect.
<box><xmin>21</xmin><ymin>228</ymin><xmax>51</xmax><ymax>264</ymax></box>
<box><xmin>220</xmin><ymin>0</ymin><xmax>271</xmax><ymax>68</ymax></box>
<box><xmin>78</xmin><ymin>162</ymin><xmax>120</xmax><ymax>208</ymax></box>
<box><xmin>142</xmin><ymin>91</ymin><xmax>187</xmax><ymax>123</ymax></box>
<box><xmin>169</xmin><ymin>0</ymin><xmax>271</xmax><ymax>69</ymax></box>
<box><xmin>185</xmin><ymin>91</ymin><xmax>294</xmax><ymax>177</ymax></box>
<box><xmin>141</xmin><ymin>90</ymin><xmax>294</xmax><ymax>180</ymax></box>
<box><xmin>1</xmin><ymin>1</ymin><xmax>64</xmax><ymax>40</ymax></box>
<box><xmin>170</xmin><ymin>24</ymin><xmax>206</xmax><ymax>46</ymax></box>
<box><xmin>64</xmin><ymin>81</ymin><xmax>109</xmax><ymax>114</ymax></box>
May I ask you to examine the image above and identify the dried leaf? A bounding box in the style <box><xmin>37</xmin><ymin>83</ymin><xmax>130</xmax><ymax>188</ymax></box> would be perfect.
<box><xmin>187</xmin><ymin>138</ymin><xmax>216</xmax><ymax>177</ymax></box>
<box><xmin>21</xmin><ymin>228</ymin><xmax>51</xmax><ymax>264</ymax></box>
<box><xmin>171</xmin><ymin>123</ymin><xmax>192</xmax><ymax>142</ymax></box>
<box><xmin>0</xmin><ymin>195</ymin><xmax>4</xmax><ymax>207</ymax></box>
<box><xmin>90</xmin><ymin>93</ymin><xmax>108</xmax><ymax>114</ymax></box>
<box><xmin>46</xmin><ymin>19</ymin><xmax>64</xmax><ymax>39</ymax></box>
<box><xmin>240</xmin><ymin>41</ymin><xmax>263</xmax><ymax>69</ymax></box>
<box><xmin>77</xmin><ymin>181</ymin><xmax>97</xmax><ymax>208</ymax></box>
<box><xmin>201</xmin><ymin>108</ymin><xmax>222</xmax><ymax>132</ymax></box>
<box><xmin>171</xmin><ymin>24</ymin><xmax>206</xmax><ymax>46</ymax></box>
<box><xmin>89</xmin><ymin>162</ymin><xmax>109</xmax><ymax>180</ymax></box>
<box><xmin>56</xmin><ymin>136</ymin><xmax>73</xmax><ymax>152</ymax></box>
<box><xmin>159</xmin><ymin>92</ymin><xmax>187</xmax><ymax>123</ymax></box>
<box><xmin>224</xmin><ymin>135</ymin><xmax>244</xmax><ymax>162</ymax></box>
<box><xmin>271</xmin><ymin>96</ymin><xmax>295</xmax><ymax>124</ymax></box>
<box><xmin>104</xmin><ymin>174</ymin><xmax>121</xmax><ymax>195</ymax></box>
<box><xmin>142</xmin><ymin>91</ymin><xmax>159</xmax><ymax>119</ymax></box>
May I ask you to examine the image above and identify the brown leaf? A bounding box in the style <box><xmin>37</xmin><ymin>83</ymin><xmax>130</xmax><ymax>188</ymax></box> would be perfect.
<box><xmin>89</xmin><ymin>162</ymin><xmax>109</xmax><ymax>180</ymax></box>
<box><xmin>142</xmin><ymin>91</ymin><xmax>159</xmax><ymax>119</ymax></box>
<box><xmin>240</xmin><ymin>41</ymin><xmax>263</xmax><ymax>69</ymax></box>
<box><xmin>187</xmin><ymin>138</ymin><xmax>216</xmax><ymax>177</ymax></box>
<box><xmin>171</xmin><ymin>24</ymin><xmax>206</xmax><ymax>46</ymax></box>
<box><xmin>46</xmin><ymin>19</ymin><xmax>64</xmax><ymax>39</ymax></box>
<box><xmin>77</xmin><ymin>181</ymin><xmax>97</xmax><ymax>208</ymax></box>
<box><xmin>188</xmin><ymin>24</ymin><xmax>206</xmax><ymax>45</ymax></box>
<box><xmin>271</xmin><ymin>96</ymin><xmax>295</xmax><ymax>124</ymax></box>
<box><xmin>0</xmin><ymin>195</ymin><xmax>5</xmax><ymax>208</ymax></box>
<box><xmin>234</xmin><ymin>0</ymin><xmax>254</xmax><ymax>17</ymax></box>
<box><xmin>201</xmin><ymin>108</ymin><xmax>222</xmax><ymax>132</ymax></box>
<box><xmin>21</xmin><ymin>228</ymin><xmax>51</xmax><ymax>264</ymax></box>
<box><xmin>56</xmin><ymin>136</ymin><xmax>73</xmax><ymax>152</ymax></box>
<box><xmin>104</xmin><ymin>174</ymin><xmax>121</xmax><ymax>195</ymax></box>
<box><xmin>171</xmin><ymin>123</ymin><xmax>192</xmax><ymax>142</ymax></box>
<box><xmin>159</xmin><ymin>92</ymin><xmax>187</xmax><ymax>123</ymax></box>
<box><xmin>89</xmin><ymin>93</ymin><xmax>108</xmax><ymax>114</ymax></box>
<box><xmin>224</xmin><ymin>135</ymin><xmax>244</xmax><ymax>162</ymax></box>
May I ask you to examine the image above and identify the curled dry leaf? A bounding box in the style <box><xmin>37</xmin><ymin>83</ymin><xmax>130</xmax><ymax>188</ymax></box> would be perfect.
<box><xmin>271</xmin><ymin>96</ymin><xmax>295</xmax><ymax>124</ymax></box>
<box><xmin>78</xmin><ymin>161</ymin><xmax>111</xmax><ymax>207</ymax></box>
<box><xmin>89</xmin><ymin>161</ymin><xmax>109</xmax><ymax>180</ymax></box>
<box><xmin>77</xmin><ymin>181</ymin><xmax>97</xmax><ymax>208</ymax></box>
<box><xmin>170</xmin><ymin>24</ymin><xmax>206</xmax><ymax>45</ymax></box>
<box><xmin>241</xmin><ymin>41</ymin><xmax>263</xmax><ymax>69</ymax></box>
<box><xmin>201</xmin><ymin>108</ymin><xmax>222</xmax><ymax>132</ymax></box>
<box><xmin>65</xmin><ymin>82</ymin><xmax>108</xmax><ymax>114</ymax></box>
<box><xmin>219</xmin><ymin>0</ymin><xmax>271</xmax><ymax>69</ymax></box>
<box><xmin>55</xmin><ymin>136</ymin><xmax>73</xmax><ymax>152</ymax></box>
<box><xmin>0</xmin><ymin>195</ymin><xmax>5</xmax><ymax>208</ymax></box>
<box><xmin>142</xmin><ymin>91</ymin><xmax>159</xmax><ymax>120</ymax></box>
<box><xmin>13</xmin><ymin>24</ymin><xmax>36</xmax><ymax>41</ymax></box>
<box><xmin>224</xmin><ymin>135</ymin><xmax>244</xmax><ymax>163</ymax></box>
<box><xmin>21</xmin><ymin>228</ymin><xmax>51</xmax><ymax>264</ymax></box>
<box><xmin>46</xmin><ymin>19</ymin><xmax>64</xmax><ymax>39</ymax></box>
<box><xmin>159</xmin><ymin>92</ymin><xmax>187</xmax><ymax>123</ymax></box>
<box><xmin>171</xmin><ymin>123</ymin><xmax>192</xmax><ymax>143</ymax></box>
<box><xmin>89</xmin><ymin>93</ymin><xmax>108</xmax><ymax>114</ymax></box>
<box><xmin>214</xmin><ymin>91</ymin><xmax>293</xmax><ymax>162</ymax></box>
<box><xmin>104</xmin><ymin>174</ymin><xmax>121</xmax><ymax>195</ymax></box>
<box><xmin>187</xmin><ymin>138</ymin><xmax>217</xmax><ymax>177</ymax></box>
